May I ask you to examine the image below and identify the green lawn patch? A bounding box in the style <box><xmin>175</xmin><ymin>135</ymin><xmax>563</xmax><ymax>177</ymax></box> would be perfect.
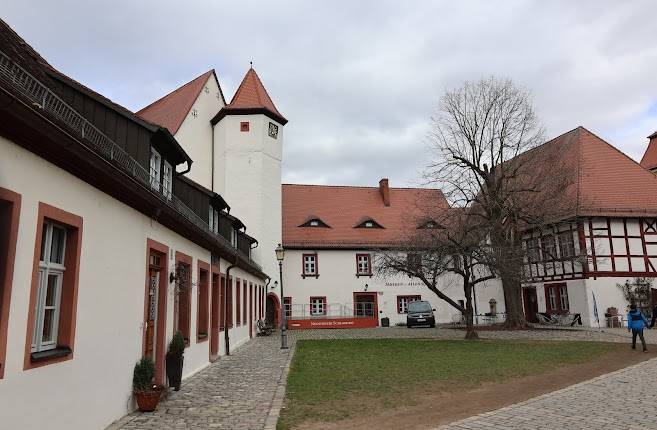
<box><xmin>277</xmin><ymin>339</ymin><xmax>621</xmax><ymax>429</ymax></box>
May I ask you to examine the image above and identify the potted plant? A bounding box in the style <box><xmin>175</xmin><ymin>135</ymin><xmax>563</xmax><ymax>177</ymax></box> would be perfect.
<box><xmin>166</xmin><ymin>331</ymin><xmax>185</xmax><ymax>391</ymax></box>
<box><xmin>133</xmin><ymin>357</ymin><xmax>163</xmax><ymax>412</ymax></box>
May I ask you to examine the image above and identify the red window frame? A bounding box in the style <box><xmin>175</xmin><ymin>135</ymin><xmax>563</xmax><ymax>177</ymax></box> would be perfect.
<box><xmin>242</xmin><ymin>280</ymin><xmax>247</xmax><ymax>325</ymax></box>
<box><xmin>236</xmin><ymin>277</ymin><xmax>241</xmax><ymax>326</ymax></box>
<box><xmin>544</xmin><ymin>283</ymin><xmax>569</xmax><ymax>315</ymax></box>
<box><xmin>24</xmin><ymin>202</ymin><xmax>83</xmax><ymax>370</ymax></box>
<box><xmin>309</xmin><ymin>296</ymin><xmax>327</xmax><ymax>316</ymax></box>
<box><xmin>0</xmin><ymin>187</ymin><xmax>20</xmax><ymax>378</ymax></box>
<box><xmin>174</xmin><ymin>252</ymin><xmax>192</xmax><ymax>346</ymax></box>
<box><xmin>197</xmin><ymin>261</ymin><xmax>210</xmax><ymax>342</ymax></box>
<box><xmin>283</xmin><ymin>296</ymin><xmax>292</xmax><ymax>318</ymax></box>
<box><xmin>397</xmin><ymin>295</ymin><xmax>421</xmax><ymax>314</ymax></box>
<box><xmin>356</xmin><ymin>253</ymin><xmax>372</xmax><ymax>276</ymax></box>
<box><xmin>302</xmin><ymin>253</ymin><xmax>319</xmax><ymax>278</ymax></box>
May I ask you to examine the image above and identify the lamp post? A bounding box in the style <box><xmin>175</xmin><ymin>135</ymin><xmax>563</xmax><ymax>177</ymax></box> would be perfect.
<box><xmin>275</xmin><ymin>243</ymin><xmax>288</xmax><ymax>349</ymax></box>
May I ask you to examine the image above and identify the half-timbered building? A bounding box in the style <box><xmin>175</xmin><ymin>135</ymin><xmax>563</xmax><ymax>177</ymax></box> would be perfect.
<box><xmin>521</xmin><ymin>127</ymin><xmax>657</xmax><ymax>326</ymax></box>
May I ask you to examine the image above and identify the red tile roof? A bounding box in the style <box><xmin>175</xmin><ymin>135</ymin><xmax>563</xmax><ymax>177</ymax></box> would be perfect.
<box><xmin>282</xmin><ymin>183</ymin><xmax>448</xmax><ymax>248</ymax></box>
<box><xmin>640</xmin><ymin>131</ymin><xmax>657</xmax><ymax>171</ymax></box>
<box><xmin>136</xmin><ymin>70</ymin><xmax>216</xmax><ymax>135</ymax></box>
<box><xmin>510</xmin><ymin>127</ymin><xmax>657</xmax><ymax>219</ymax></box>
<box><xmin>213</xmin><ymin>67</ymin><xmax>287</xmax><ymax>125</ymax></box>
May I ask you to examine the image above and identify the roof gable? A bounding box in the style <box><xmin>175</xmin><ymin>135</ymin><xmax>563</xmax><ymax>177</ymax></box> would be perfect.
<box><xmin>137</xmin><ymin>70</ymin><xmax>217</xmax><ymax>135</ymax></box>
<box><xmin>640</xmin><ymin>133</ymin><xmax>657</xmax><ymax>171</ymax></box>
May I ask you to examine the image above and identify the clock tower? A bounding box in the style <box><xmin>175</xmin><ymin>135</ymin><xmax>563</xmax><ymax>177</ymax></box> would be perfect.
<box><xmin>211</xmin><ymin>67</ymin><xmax>287</xmax><ymax>283</ymax></box>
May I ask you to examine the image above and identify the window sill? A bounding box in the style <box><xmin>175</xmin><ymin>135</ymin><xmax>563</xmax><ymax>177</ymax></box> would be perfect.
<box><xmin>197</xmin><ymin>333</ymin><xmax>208</xmax><ymax>342</ymax></box>
<box><xmin>356</xmin><ymin>273</ymin><xmax>373</xmax><ymax>278</ymax></box>
<box><xmin>302</xmin><ymin>274</ymin><xmax>319</xmax><ymax>279</ymax></box>
<box><xmin>31</xmin><ymin>346</ymin><xmax>72</xmax><ymax>363</ymax></box>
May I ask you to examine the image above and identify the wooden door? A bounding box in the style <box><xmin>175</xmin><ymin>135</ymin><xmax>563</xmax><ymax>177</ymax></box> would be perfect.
<box><xmin>145</xmin><ymin>268</ymin><xmax>159</xmax><ymax>359</ymax></box>
<box><xmin>210</xmin><ymin>273</ymin><xmax>219</xmax><ymax>357</ymax></box>
<box><xmin>354</xmin><ymin>292</ymin><xmax>378</xmax><ymax>324</ymax></box>
<box><xmin>249</xmin><ymin>284</ymin><xmax>253</xmax><ymax>338</ymax></box>
<box><xmin>523</xmin><ymin>288</ymin><xmax>539</xmax><ymax>323</ymax></box>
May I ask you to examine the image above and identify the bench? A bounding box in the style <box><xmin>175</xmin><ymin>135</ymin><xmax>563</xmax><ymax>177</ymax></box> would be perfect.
<box><xmin>257</xmin><ymin>319</ymin><xmax>274</xmax><ymax>336</ymax></box>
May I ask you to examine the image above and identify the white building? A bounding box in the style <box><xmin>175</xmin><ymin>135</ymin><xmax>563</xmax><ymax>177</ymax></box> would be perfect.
<box><xmin>280</xmin><ymin>180</ymin><xmax>505</xmax><ymax>328</ymax></box>
<box><xmin>0</xmin><ymin>20</ymin><xmax>272</xmax><ymax>430</ymax></box>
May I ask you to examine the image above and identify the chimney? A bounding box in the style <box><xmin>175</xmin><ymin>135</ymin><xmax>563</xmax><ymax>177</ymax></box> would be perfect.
<box><xmin>379</xmin><ymin>178</ymin><xmax>390</xmax><ymax>206</ymax></box>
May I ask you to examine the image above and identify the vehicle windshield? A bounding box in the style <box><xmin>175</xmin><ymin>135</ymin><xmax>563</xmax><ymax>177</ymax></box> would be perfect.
<box><xmin>408</xmin><ymin>301</ymin><xmax>432</xmax><ymax>313</ymax></box>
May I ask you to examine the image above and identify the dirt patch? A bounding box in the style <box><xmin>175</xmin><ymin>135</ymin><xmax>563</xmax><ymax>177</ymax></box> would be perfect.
<box><xmin>296</xmin><ymin>347</ymin><xmax>656</xmax><ymax>430</ymax></box>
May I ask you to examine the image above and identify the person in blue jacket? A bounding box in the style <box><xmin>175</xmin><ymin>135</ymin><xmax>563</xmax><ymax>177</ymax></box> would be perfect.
<box><xmin>627</xmin><ymin>304</ymin><xmax>649</xmax><ymax>352</ymax></box>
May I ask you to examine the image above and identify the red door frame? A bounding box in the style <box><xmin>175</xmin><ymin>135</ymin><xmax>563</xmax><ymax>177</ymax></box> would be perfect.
<box><xmin>544</xmin><ymin>282</ymin><xmax>568</xmax><ymax>315</ymax></box>
<box><xmin>143</xmin><ymin>239</ymin><xmax>168</xmax><ymax>386</ymax></box>
<box><xmin>267</xmin><ymin>293</ymin><xmax>280</xmax><ymax>329</ymax></box>
<box><xmin>353</xmin><ymin>292</ymin><xmax>379</xmax><ymax>326</ymax></box>
<box><xmin>249</xmin><ymin>283</ymin><xmax>253</xmax><ymax>338</ymax></box>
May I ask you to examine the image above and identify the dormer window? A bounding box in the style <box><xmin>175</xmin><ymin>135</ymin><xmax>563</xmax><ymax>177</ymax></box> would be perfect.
<box><xmin>231</xmin><ymin>228</ymin><xmax>238</xmax><ymax>248</ymax></box>
<box><xmin>418</xmin><ymin>220</ymin><xmax>443</xmax><ymax>229</ymax></box>
<box><xmin>149</xmin><ymin>148</ymin><xmax>161</xmax><ymax>191</ymax></box>
<box><xmin>299</xmin><ymin>218</ymin><xmax>330</xmax><ymax>228</ymax></box>
<box><xmin>355</xmin><ymin>218</ymin><xmax>384</xmax><ymax>229</ymax></box>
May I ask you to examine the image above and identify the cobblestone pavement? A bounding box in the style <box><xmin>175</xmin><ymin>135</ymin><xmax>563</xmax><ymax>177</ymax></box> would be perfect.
<box><xmin>434</xmin><ymin>357</ymin><xmax>657</xmax><ymax>430</ymax></box>
<box><xmin>115</xmin><ymin>336</ymin><xmax>292</xmax><ymax>430</ymax></box>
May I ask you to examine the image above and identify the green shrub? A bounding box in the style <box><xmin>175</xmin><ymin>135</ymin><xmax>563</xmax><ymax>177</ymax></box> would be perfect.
<box><xmin>133</xmin><ymin>357</ymin><xmax>155</xmax><ymax>392</ymax></box>
<box><xmin>168</xmin><ymin>331</ymin><xmax>185</xmax><ymax>356</ymax></box>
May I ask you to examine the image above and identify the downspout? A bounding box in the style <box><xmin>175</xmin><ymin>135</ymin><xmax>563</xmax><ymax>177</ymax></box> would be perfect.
<box><xmin>224</xmin><ymin>254</ymin><xmax>238</xmax><ymax>356</ymax></box>
<box><xmin>211</xmin><ymin>122</ymin><xmax>215</xmax><ymax>192</ymax></box>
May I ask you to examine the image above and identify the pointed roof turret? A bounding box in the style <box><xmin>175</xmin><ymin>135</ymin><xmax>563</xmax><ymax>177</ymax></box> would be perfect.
<box><xmin>137</xmin><ymin>70</ymin><xmax>222</xmax><ymax>135</ymax></box>
<box><xmin>211</xmin><ymin>67</ymin><xmax>287</xmax><ymax>125</ymax></box>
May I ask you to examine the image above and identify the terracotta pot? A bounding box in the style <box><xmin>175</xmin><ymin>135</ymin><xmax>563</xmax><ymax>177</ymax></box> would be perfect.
<box><xmin>134</xmin><ymin>386</ymin><xmax>163</xmax><ymax>412</ymax></box>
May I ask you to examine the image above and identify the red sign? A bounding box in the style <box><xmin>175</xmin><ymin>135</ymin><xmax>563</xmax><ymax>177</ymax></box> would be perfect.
<box><xmin>287</xmin><ymin>317</ymin><xmax>378</xmax><ymax>329</ymax></box>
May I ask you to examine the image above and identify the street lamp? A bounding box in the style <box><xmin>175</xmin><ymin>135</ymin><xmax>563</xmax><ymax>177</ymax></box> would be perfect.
<box><xmin>275</xmin><ymin>243</ymin><xmax>288</xmax><ymax>349</ymax></box>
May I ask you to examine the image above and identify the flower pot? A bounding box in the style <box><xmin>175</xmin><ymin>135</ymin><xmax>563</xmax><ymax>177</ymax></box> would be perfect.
<box><xmin>134</xmin><ymin>386</ymin><xmax>163</xmax><ymax>412</ymax></box>
<box><xmin>166</xmin><ymin>352</ymin><xmax>184</xmax><ymax>391</ymax></box>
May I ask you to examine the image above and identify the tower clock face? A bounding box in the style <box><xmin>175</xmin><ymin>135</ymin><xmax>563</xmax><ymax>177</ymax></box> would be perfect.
<box><xmin>268</xmin><ymin>122</ymin><xmax>279</xmax><ymax>139</ymax></box>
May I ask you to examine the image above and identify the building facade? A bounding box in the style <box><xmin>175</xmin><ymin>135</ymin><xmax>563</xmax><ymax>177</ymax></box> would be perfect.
<box><xmin>0</xmin><ymin>20</ymin><xmax>270</xmax><ymax>430</ymax></box>
<box><xmin>281</xmin><ymin>180</ymin><xmax>505</xmax><ymax>328</ymax></box>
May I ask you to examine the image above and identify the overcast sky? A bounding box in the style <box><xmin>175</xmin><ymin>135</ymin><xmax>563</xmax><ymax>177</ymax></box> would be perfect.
<box><xmin>3</xmin><ymin>1</ymin><xmax>657</xmax><ymax>187</ymax></box>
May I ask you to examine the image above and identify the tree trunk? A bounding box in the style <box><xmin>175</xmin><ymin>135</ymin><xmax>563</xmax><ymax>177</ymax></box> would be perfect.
<box><xmin>502</xmin><ymin>274</ymin><xmax>526</xmax><ymax>329</ymax></box>
<box><xmin>463</xmin><ymin>279</ymin><xmax>478</xmax><ymax>339</ymax></box>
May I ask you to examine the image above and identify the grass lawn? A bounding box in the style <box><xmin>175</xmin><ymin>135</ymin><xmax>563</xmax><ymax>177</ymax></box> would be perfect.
<box><xmin>277</xmin><ymin>339</ymin><xmax>622</xmax><ymax>429</ymax></box>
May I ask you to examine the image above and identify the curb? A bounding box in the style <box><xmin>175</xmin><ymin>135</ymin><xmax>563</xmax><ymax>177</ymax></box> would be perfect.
<box><xmin>263</xmin><ymin>346</ymin><xmax>295</xmax><ymax>430</ymax></box>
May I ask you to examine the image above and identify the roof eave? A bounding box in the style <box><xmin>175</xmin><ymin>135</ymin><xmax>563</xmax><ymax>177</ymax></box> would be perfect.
<box><xmin>210</xmin><ymin>106</ymin><xmax>288</xmax><ymax>126</ymax></box>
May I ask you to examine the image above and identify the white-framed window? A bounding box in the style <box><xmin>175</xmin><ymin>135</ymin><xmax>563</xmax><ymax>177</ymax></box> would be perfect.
<box><xmin>559</xmin><ymin>286</ymin><xmax>569</xmax><ymax>310</ymax></box>
<box><xmin>547</xmin><ymin>287</ymin><xmax>557</xmax><ymax>311</ymax></box>
<box><xmin>149</xmin><ymin>148</ymin><xmax>161</xmax><ymax>191</ymax></box>
<box><xmin>303</xmin><ymin>254</ymin><xmax>317</xmax><ymax>276</ymax></box>
<box><xmin>558</xmin><ymin>231</ymin><xmax>575</xmax><ymax>258</ymax></box>
<box><xmin>541</xmin><ymin>235</ymin><xmax>557</xmax><ymax>261</ymax></box>
<box><xmin>162</xmin><ymin>161</ymin><xmax>173</xmax><ymax>199</ymax></box>
<box><xmin>397</xmin><ymin>295</ymin><xmax>421</xmax><ymax>314</ymax></box>
<box><xmin>356</xmin><ymin>254</ymin><xmax>371</xmax><ymax>275</ymax></box>
<box><xmin>526</xmin><ymin>238</ymin><xmax>540</xmax><ymax>262</ymax></box>
<box><xmin>310</xmin><ymin>297</ymin><xmax>326</xmax><ymax>316</ymax></box>
<box><xmin>208</xmin><ymin>208</ymin><xmax>219</xmax><ymax>234</ymax></box>
<box><xmin>231</xmin><ymin>228</ymin><xmax>238</xmax><ymax>247</ymax></box>
<box><xmin>32</xmin><ymin>222</ymin><xmax>67</xmax><ymax>352</ymax></box>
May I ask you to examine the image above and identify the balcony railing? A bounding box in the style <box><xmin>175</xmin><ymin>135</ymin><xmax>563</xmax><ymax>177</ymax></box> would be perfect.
<box><xmin>0</xmin><ymin>50</ymin><xmax>259</xmax><ymax>270</ymax></box>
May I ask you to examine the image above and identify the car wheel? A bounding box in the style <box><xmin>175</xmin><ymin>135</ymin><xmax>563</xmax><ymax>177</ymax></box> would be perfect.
<box><xmin>429</xmin><ymin>323</ymin><xmax>435</xmax><ymax>328</ymax></box>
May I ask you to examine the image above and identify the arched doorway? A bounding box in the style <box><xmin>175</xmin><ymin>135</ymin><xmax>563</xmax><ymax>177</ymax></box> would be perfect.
<box><xmin>266</xmin><ymin>293</ymin><xmax>280</xmax><ymax>329</ymax></box>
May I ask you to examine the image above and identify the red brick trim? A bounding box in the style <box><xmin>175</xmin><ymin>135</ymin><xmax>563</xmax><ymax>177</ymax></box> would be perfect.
<box><xmin>0</xmin><ymin>187</ymin><xmax>21</xmax><ymax>378</ymax></box>
<box><xmin>235</xmin><ymin>277</ymin><xmax>241</xmax><ymax>326</ymax></box>
<box><xmin>242</xmin><ymin>279</ymin><xmax>247</xmax><ymax>326</ymax></box>
<box><xmin>144</xmin><ymin>238</ymin><xmax>168</xmax><ymax>385</ymax></box>
<box><xmin>24</xmin><ymin>202</ymin><xmax>83</xmax><ymax>370</ymax></box>
<box><xmin>197</xmin><ymin>260</ymin><xmax>210</xmax><ymax>343</ymax></box>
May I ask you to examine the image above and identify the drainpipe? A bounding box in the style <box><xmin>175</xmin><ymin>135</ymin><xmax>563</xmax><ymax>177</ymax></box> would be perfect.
<box><xmin>224</xmin><ymin>254</ymin><xmax>238</xmax><ymax>356</ymax></box>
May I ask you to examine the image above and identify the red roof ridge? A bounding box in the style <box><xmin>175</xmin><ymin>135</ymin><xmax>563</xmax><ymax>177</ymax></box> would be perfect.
<box><xmin>137</xmin><ymin>70</ymin><xmax>216</xmax><ymax>134</ymax></box>
<box><xmin>282</xmin><ymin>183</ymin><xmax>442</xmax><ymax>192</ymax></box>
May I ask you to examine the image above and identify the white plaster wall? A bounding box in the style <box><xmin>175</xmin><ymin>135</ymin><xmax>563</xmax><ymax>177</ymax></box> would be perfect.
<box><xmin>585</xmin><ymin>277</ymin><xmax>639</xmax><ymax>327</ymax></box>
<box><xmin>281</xmin><ymin>250</ymin><xmax>505</xmax><ymax>326</ymax></box>
<box><xmin>174</xmin><ymin>74</ymin><xmax>225</xmax><ymax>189</ymax></box>
<box><xmin>0</xmin><ymin>136</ymin><xmax>262</xmax><ymax>430</ymax></box>
<box><xmin>213</xmin><ymin>114</ymin><xmax>283</xmax><ymax>284</ymax></box>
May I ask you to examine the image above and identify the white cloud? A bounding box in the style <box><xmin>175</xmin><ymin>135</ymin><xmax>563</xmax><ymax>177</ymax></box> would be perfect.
<box><xmin>3</xmin><ymin>0</ymin><xmax>657</xmax><ymax>186</ymax></box>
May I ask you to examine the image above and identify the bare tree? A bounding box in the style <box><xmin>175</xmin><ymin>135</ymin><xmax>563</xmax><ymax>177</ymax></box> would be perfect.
<box><xmin>427</xmin><ymin>76</ymin><xmax>572</xmax><ymax>328</ymax></box>
<box><xmin>376</xmin><ymin>209</ymin><xmax>495</xmax><ymax>339</ymax></box>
